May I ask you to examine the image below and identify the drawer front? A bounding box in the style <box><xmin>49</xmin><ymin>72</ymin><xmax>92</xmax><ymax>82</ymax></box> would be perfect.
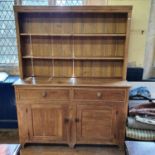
<box><xmin>17</xmin><ymin>88</ymin><xmax>70</xmax><ymax>101</ymax></box>
<box><xmin>73</xmin><ymin>88</ymin><xmax>126</xmax><ymax>101</ymax></box>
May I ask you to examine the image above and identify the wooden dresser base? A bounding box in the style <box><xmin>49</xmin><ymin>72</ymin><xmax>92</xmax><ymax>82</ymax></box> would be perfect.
<box><xmin>15</xmin><ymin>79</ymin><xmax>129</xmax><ymax>149</ymax></box>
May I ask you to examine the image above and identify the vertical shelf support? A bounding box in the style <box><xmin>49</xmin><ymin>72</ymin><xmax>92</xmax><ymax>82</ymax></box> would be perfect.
<box><xmin>30</xmin><ymin>35</ymin><xmax>34</xmax><ymax>77</ymax></box>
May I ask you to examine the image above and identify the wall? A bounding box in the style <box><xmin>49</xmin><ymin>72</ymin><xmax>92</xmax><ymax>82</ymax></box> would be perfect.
<box><xmin>0</xmin><ymin>66</ymin><xmax>18</xmax><ymax>75</ymax></box>
<box><xmin>143</xmin><ymin>0</ymin><xmax>155</xmax><ymax>78</ymax></box>
<box><xmin>87</xmin><ymin>0</ymin><xmax>151</xmax><ymax>68</ymax></box>
<box><xmin>86</xmin><ymin>0</ymin><xmax>108</xmax><ymax>5</ymax></box>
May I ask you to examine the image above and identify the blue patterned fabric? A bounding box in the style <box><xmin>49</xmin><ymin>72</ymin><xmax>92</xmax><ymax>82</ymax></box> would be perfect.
<box><xmin>129</xmin><ymin>87</ymin><xmax>151</xmax><ymax>99</ymax></box>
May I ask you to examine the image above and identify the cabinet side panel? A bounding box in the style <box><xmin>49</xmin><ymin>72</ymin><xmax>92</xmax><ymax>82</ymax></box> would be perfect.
<box><xmin>16</xmin><ymin>104</ymin><xmax>29</xmax><ymax>145</ymax></box>
<box><xmin>15</xmin><ymin>12</ymin><xmax>23</xmax><ymax>78</ymax></box>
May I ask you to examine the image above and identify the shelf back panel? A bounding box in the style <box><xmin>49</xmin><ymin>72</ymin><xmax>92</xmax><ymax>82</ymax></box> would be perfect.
<box><xmin>32</xmin><ymin>36</ymin><xmax>53</xmax><ymax>57</ymax></box>
<box><xmin>21</xmin><ymin>36</ymin><xmax>73</xmax><ymax>57</ymax></box>
<box><xmin>54</xmin><ymin>60</ymin><xmax>73</xmax><ymax>77</ymax></box>
<box><xmin>74</xmin><ymin>60</ymin><xmax>123</xmax><ymax>78</ymax></box>
<box><xmin>74</xmin><ymin>37</ymin><xmax>125</xmax><ymax>57</ymax></box>
<box><xmin>23</xmin><ymin>59</ymin><xmax>53</xmax><ymax>78</ymax></box>
<box><xmin>19</xmin><ymin>13</ymin><xmax>127</xmax><ymax>34</ymax></box>
<box><xmin>52</xmin><ymin>37</ymin><xmax>73</xmax><ymax>57</ymax></box>
<box><xmin>33</xmin><ymin>59</ymin><xmax>53</xmax><ymax>77</ymax></box>
<box><xmin>20</xmin><ymin>36</ymin><xmax>125</xmax><ymax>58</ymax></box>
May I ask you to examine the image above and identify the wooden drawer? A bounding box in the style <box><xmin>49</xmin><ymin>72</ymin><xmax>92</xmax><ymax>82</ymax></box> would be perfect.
<box><xmin>73</xmin><ymin>88</ymin><xmax>126</xmax><ymax>101</ymax></box>
<box><xmin>17</xmin><ymin>88</ymin><xmax>70</xmax><ymax>101</ymax></box>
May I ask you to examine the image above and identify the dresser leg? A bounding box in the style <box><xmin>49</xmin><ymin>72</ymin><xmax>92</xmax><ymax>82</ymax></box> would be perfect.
<box><xmin>119</xmin><ymin>143</ymin><xmax>125</xmax><ymax>151</ymax></box>
<box><xmin>69</xmin><ymin>143</ymin><xmax>75</xmax><ymax>148</ymax></box>
<box><xmin>21</xmin><ymin>143</ymin><xmax>25</xmax><ymax>149</ymax></box>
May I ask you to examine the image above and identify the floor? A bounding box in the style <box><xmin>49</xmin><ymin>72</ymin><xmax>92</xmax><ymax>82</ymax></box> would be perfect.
<box><xmin>20</xmin><ymin>145</ymin><xmax>124</xmax><ymax>155</ymax></box>
<box><xmin>1</xmin><ymin>129</ymin><xmax>155</xmax><ymax>155</ymax></box>
<box><xmin>0</xmin><ymin>129</ymin><xmax>18</xmax><ymax>144</ymax></box>
<box><xmin>0</xmin><ymin>129</ymin><xmax>125</xmax><ymax>155</ymax></box>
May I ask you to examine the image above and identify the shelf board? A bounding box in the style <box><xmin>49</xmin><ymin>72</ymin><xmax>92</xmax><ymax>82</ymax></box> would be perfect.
<box><xmin>74</xmin><ymin>57</ymin><xmax>124</xmax><ymax>60</ymax></box>
<box><xmin>22</xmin><ymin>56</ymin><xmax>124</xmax><ymax>60</ymax></box>
<box><xmin>15</xmin><ymin>77</ymin><xmax>130</xmax><ymax>87</ymax></box>
<box><xmin>20</xmin><ymin>33</ymin><xmax>126</xmax><ymax>37</ymax></box>
<box><xmin>22</xmin><ymin>56</ymin><xmax>73</xmax><ymax>60</ymax></box>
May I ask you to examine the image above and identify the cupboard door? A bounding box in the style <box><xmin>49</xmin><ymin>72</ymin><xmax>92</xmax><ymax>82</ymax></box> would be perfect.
<box><xmin>28</xmin><ymin>104</ymin><xmax>69</xmax><ymax>143</ymax></box>
<box><xmin>76</xmin><ymin>103</ymin><xmax>118</xmax><ymax>144</ymax></box>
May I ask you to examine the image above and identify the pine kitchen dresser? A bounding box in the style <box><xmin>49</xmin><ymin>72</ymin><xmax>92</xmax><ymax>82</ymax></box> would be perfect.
<box><xmin>14</xmin><ymin>5</ymin><xmax>132</xmax><ymax>149</ymax></box>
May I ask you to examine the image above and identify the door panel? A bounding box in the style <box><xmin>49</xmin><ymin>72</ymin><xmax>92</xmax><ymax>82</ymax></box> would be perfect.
<box><xmin>28</xmin><ymin>104</ymin><xmax>69</xmax><ymax>142</ymax></box>
<box><xmin>76</xmin><ymin>103</ymin><xmax>118</xmax><ymax>144</ymax></box>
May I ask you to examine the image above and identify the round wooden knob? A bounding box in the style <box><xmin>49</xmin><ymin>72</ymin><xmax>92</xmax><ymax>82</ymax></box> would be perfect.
<box><xmin>97</xmin><ymin>92</ymin><xmax>102</xmax><ymax>98</ymax></box>
<box><xmin>42</xmin><ymin>91</ymin><xmax>47</xmax><ymax>97</ymax></box>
